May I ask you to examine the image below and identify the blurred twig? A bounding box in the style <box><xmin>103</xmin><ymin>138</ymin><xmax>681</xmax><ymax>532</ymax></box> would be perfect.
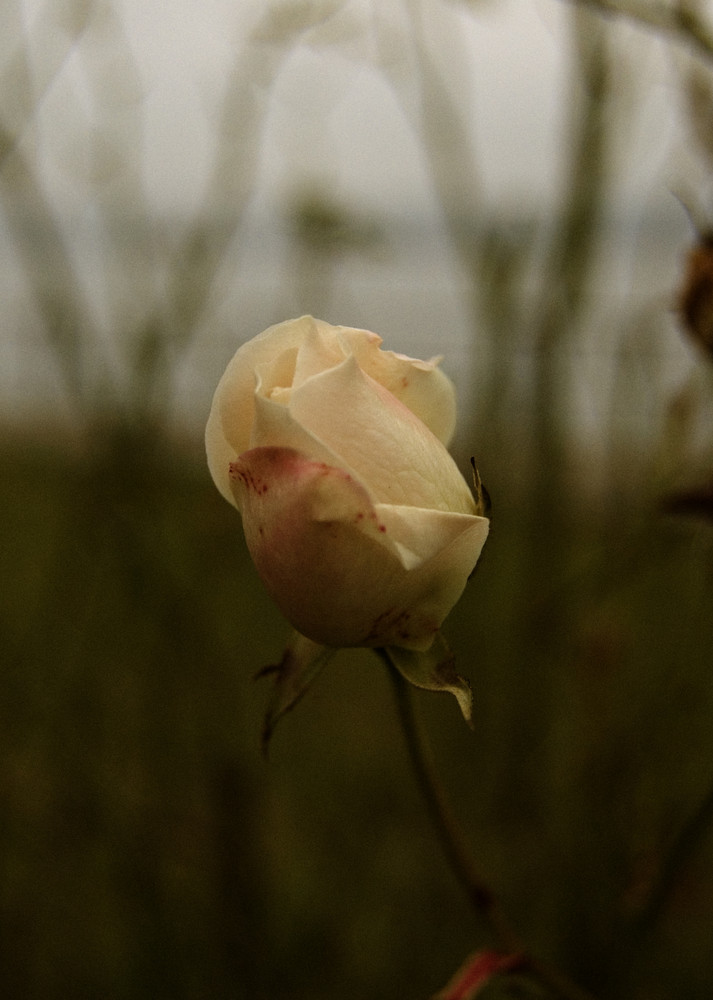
<box><xmin>527</xmin><ymin>9</ymin><xmax>612</xmax><ymax>503</ymax></box>
<box><xmin>561</xmin><ymin>0</ymin><xmax>713</xmax><ymax>65</ymax></box>
<box><xmin>0</xmin><ymin>0</ymin><xmax>100</xmax><ymax>415</ymax></box>
<box><xmin>0</xmin><ymin>0</ymin><xmax>94</xmax><ymax>170</ymax></box>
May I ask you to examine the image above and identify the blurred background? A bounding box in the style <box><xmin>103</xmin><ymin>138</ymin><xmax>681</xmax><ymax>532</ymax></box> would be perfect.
<box><xmin>2</xmin><ymin>0</ymin><xmax>713</xmax><ymax>997</ymax></box>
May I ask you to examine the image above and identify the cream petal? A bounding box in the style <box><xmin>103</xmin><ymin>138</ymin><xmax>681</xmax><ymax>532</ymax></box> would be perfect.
<box><xmin>292</xmin><ymin>319</ymin><xmax>346</xmax><ymax>387</ymax></box>
<box><xmin>374</xmin><ymin>504</ymin><xmax>489</xmax><ymax>568</ymax></box>
<box><xmin>250</xmin><ymin>391</ymin><xmax>345</xmax><ymax>468</ymax></box>
<box><xmin>205</xmin><ymin>402</ymin><xmax>239</xmax><ymax>506</ymax></box>
<box><xmin>289</xmin><ymin>355</ymin><xmax>476</xmax><ymax>513</ymax></box>
<box><xmin>206</xmin><ymin>315</ymin><xmax>319</xmax><ymax>468</ymax></box>
<box><xmin>336</xmin><ymin>326</ymin><xmax>457</xmax><ymax>444</ymax></box>
<box><xmin>254</xmin><ymin>347</ymin><xmax>298</xmax><ymax>401</ymax></box>
<box><xmin>230</xmin><ymin>447</ymin><xmax>486</xmax><ymax>650</ymax></box>
<box><xmin>205</xmin><ymin>315</ymin><xmax>460</xmax><ymax>504</ymax></box>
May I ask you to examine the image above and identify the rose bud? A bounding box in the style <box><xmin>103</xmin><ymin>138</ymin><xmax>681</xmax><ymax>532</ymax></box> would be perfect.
<box><xmin>206</xmin><ymin>316</ymin><xmax>489</xmax><ymax>652</ymax></box>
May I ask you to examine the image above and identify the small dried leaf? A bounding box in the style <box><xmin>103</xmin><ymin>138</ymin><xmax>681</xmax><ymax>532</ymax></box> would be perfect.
<box><xmin>256</xmin><ymin>632</ymin><xmax>335</xmax><ymax>751</ymax></box>
<box><xmin>433</xmin><ymin>949</ymin><xmax>525</xmax><ymax>1000</ymax></box>
<box><xmin>385</xmin><ymin>632</ymin><xmax>472</xmax><ymax>724</ymax></box>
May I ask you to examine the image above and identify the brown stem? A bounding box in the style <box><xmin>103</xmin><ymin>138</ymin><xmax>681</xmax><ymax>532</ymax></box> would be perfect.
<box><xmin>384</xmin><ymin>655</ymin><xmax>600</xmax><ymax>1000</ymax></box>
<box><xmin>386</xmin><ymin>658</ymin><xmax>516</xmax><ymax>948</ymax></box>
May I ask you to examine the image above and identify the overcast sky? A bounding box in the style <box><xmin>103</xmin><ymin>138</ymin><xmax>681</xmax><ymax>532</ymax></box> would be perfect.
<box><xmin>106</xmin><ymin>0</ymin><xmax>686</xmax><ymax>221</ymax></box>
<box><xmin>1</xmin><ymin>0</ymin><xmax>701</xmax><ymax>430</ymax></box>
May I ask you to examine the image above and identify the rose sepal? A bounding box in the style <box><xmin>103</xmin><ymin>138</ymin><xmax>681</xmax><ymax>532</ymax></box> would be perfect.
<box><xmin>382</xmin><ymin>631</ymin><xmax>473</xmax><ymax>724</ymax></box>
<box><xmin>256</xmin><ymin>631</ymin><xmax>335</xmax><ymax>752</ymax></box>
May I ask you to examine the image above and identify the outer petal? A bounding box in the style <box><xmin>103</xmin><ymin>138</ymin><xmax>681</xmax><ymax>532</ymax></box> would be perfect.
<box><xmin>375</xmin><ymin>503</ymin><xmax>489</xmax><ymax>568</ymax></box>
<box><xmin>289</xmin><ymin>355</ymin><xmax>476</xmax><ymax>513</ymax></box>
<box><xmin>206</xmin><ymin>316</ymin><xmax>327</xmax><ymax>502</ymax></box>
<box><xmin>230</xmin><ymin>447</ymin><xmax>488</xmax><ymax>650</ymax></box>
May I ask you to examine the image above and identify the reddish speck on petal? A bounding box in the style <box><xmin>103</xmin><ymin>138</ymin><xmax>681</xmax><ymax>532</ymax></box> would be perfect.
<box><xmin>229</xmin><ymin>462</ymin><xmax>269</xmax><ymax>495</ymax></box>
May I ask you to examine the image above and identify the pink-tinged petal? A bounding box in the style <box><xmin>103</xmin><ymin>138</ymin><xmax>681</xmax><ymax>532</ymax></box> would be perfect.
<box><xmin>243</xmin><ymin>392</ymin><xmax>373</xmax><ymax>515</ymax></box>
<box><xmin>289</xmin><ymin>356</ymin><xmax>476</xmax><ymax>514</ymax></box>
<box><xmin>230</xmin><ymin>447</ymin><xmax>484</xmax><ymax>650</ymax></box>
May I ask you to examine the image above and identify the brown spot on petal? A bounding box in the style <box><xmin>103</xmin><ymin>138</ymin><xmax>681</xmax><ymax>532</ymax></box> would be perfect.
<box><xmin>229</xmin><ymin>463</ymin><xmax>269</xmax><ymax>495</ymax></box>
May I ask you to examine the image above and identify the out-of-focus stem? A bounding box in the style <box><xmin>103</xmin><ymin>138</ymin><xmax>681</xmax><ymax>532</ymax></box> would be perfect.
<box><xmin>562</xmin><ymin>0</ymin><xmax>713</xmax><ymax>65</ymax></box>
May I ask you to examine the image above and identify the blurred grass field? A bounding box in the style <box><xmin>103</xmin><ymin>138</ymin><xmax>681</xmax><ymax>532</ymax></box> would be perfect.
<box><xmin>1</xmin><ymin>412</ymin><xmax>712</xmax><ymax>998</ymax></box>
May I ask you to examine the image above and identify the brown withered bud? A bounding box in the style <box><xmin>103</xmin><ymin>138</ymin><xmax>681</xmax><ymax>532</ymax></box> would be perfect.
<box><xmin>679</xmin><ymin>233</ymin><xmax>713</xmax><ymax>360</ymax></box>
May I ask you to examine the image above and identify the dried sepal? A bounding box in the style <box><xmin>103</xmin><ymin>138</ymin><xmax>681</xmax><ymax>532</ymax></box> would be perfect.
<box><xmin>470</xmin><ymin>457</ymin><xmax>491</xmax><ymax>517</ymax></box>
<box><xmin>384</xmin><ymin>632</ymin><xmax>473</xmax><ymax>724</ymax></box>
<box><xmin>256</xmin><ymin>632</ymin><xmax>335</xmax><ymax>752</ymax></box>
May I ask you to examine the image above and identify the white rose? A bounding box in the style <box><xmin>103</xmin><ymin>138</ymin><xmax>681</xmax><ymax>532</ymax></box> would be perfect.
<box><xmin>206</xmin><ymin>316</ymin><xmax>489</xmax><ymax>651</ymax></box>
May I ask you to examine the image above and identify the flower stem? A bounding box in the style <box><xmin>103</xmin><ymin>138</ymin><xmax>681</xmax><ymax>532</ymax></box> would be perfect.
<box><xmin>386</xmin><ymin>658</ymin><xmax>516</xmax><ymax>948</ymax></box>
<box><xmin>384</xmin><ymin>655</ymin><xmax>600</xmax><ymax>1000</ymax></box>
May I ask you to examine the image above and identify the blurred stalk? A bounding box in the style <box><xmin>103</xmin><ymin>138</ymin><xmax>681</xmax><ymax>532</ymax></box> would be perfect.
<box><xmin>403</xmin><ymin>0</ymin><xmax>482</xmax><ymax>251</ymax></box>
<box><xmin>562</xmin><ymin>0</ymin><xmax>713</xmax><ymax>66</ymax></box>
<box><xmin>528</xmin><ymin>9</ymin><xmax>611</xmax><ymax>528</ymax></box>
<box><xmin>0</xmin><ymin>0</ymin><xmax>99</xmax><ymax>419</ymax></box>
<box><xmin>0</xmin><ymin>0</ymin><xmax>94</xmax><ymax>171</ymax></box>
<box><xmin>0</xmin><ymin>0</ymin><xmax>299</xmax><ymax>434</ymax></box>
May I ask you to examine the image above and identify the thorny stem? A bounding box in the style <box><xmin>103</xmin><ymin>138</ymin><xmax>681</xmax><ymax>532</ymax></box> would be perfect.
<box><xmin>562</xmin><ymin>0</ymin><xmax>713</xmax><ymax>66</ymax></box>
<box><xmin>384</xmin><ymin>656</ymin><xmax>600</xmax><ymax>1000</ymax></box>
